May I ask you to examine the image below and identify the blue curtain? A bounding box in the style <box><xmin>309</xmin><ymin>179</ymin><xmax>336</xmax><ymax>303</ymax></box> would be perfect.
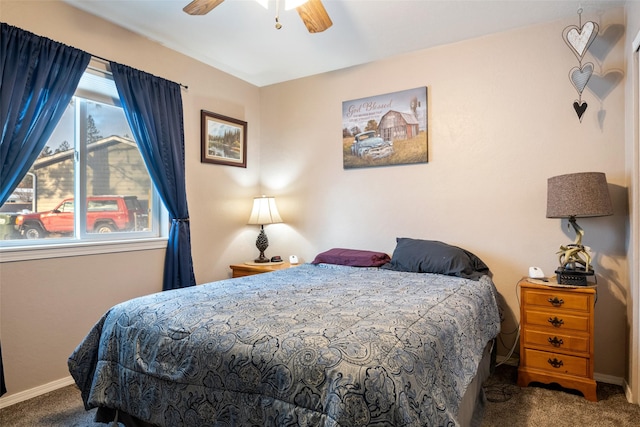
<box><xmin>0</xmin><ymin>23</ymin><xmax>90</xmax><ymax>205</ymax></box>
<box><xmin>0</xmin><ymin>22</ymin><xmax>90</xmax><ymax>397</ymax></box>
<box><xmin>110</xmin><ymin>63</ymin><xmax>196</xmax><ymax>290</ymax></box>
<box><xmin>0</xmin><ymin>342</ymin><xmax>5</xmax><ymax>396</ymax></box>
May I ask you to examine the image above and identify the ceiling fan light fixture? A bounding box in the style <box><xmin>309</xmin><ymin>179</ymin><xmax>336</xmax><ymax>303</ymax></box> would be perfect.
<box><xmin>183</xmin><ymin>0</ymin><xmax>225</xmax><ymax>15</ymax></box>
<box><xmin>295</xmin><ymin>0</ymin><xmax>332</xmax><ymax>33</ymax></box>
<box><xmin>285</xmin><ymin>0</ymin><xmax>309</xmax><ymax>10</ymax></box>
<box><xmin>184</xmin><ymin>0</ymin><xmax>331</xmax><ymax>33</ymax></box>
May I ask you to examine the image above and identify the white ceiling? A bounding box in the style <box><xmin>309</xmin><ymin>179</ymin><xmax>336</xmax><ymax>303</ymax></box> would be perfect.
<box><xmin>63</xmin><ymin>0</ymin><xmax>626</xmax><ymax>87</ymax></box>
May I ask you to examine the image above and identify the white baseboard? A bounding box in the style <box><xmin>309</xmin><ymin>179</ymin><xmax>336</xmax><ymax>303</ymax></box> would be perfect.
<box><xmin>0</xmin><ymin>376</ymin><xmax>75</xmax><ymax>409</ymax></box>
<box><xmin>622</xmin><ymin>379</ymin><xmax>638</xmax><ymax>404</ymax></box>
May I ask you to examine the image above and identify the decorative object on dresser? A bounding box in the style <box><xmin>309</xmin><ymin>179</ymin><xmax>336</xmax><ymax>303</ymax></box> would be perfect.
<box><xmin>517</xmin><ymin>278</ymin><xmax>597</xmax><ymax>401</ymax></box>
<box><xmin>247</xmin><ymin>195</ymin><xmax>283</xmax><ymax>263</ymax></box>
<box><xmin>546</xmin><ymin>172</ymin><xmax>613</xmax><ymax>285</ymax></box>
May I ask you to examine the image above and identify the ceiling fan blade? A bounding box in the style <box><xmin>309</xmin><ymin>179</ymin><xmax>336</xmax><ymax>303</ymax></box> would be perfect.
<box><xmin>183</xmin><ymin>0</ymin><xmax>225</xmax><ymax>15</ymax></box>
<box><xmin>296</xmin><ymin>0</ymin><xmax>332</xmax><ymax>33</ymax></box>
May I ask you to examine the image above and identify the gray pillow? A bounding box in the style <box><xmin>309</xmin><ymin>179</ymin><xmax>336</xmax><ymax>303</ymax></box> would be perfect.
<box><xmin>381</xmin><ymin>238</ymin><xmax>490</xmax><ymax>280</ymax></box>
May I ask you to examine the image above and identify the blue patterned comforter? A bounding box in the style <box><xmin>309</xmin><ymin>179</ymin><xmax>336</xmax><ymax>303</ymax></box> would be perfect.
<box><xmin>69</xmin><ymin>264</ymin><xmax>500</xmax><ymax>426</ymax></box>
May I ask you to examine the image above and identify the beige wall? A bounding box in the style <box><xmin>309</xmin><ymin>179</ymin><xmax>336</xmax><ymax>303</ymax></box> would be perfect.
<box><xmin>260</xmin><ymin>7</ymin><xmax>629</xmax><ymax>381</ymax></box>
<box><xmin>0</xmin><ymin>0</ymin><xmax>636</xmax><ymax>404</ymax></box>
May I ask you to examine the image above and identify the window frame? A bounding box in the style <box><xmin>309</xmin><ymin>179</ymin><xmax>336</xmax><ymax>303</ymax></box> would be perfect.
<box><xmin>0</xmin><ymin>61</ymin><xmax>168</xmax><ymax>262</ymax></box>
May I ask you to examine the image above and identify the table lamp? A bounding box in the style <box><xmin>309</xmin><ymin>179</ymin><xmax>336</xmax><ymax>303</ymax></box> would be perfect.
<box><xmin>546</xmin><ymin>172</ymin><xmax>613</xmax><ymax>285</ymax></box>
<box><xmin>247</xmin><ymin>195</ymin><xmax>283</xmax><ymax>263</ymax></box>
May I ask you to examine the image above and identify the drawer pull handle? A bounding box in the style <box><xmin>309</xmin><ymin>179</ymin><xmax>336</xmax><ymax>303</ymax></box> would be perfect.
<box><xmin>548</xmin><ymin>358</ymin><xmax>564</xmax><ymax>369</ymax></box>
<box><xmin>548</xmin><ymin>317</ymin><xmax>564</xmax><ymax>327</ymax></box>
<box><xmin>548</xmin><ymin>336</ymin><xmax>564</xmax><ymax>347</ymax></box>
<box><xmin>547</xmin><ymin>297</ymin><xmax>564</xmax><ymax>307</ymax></box>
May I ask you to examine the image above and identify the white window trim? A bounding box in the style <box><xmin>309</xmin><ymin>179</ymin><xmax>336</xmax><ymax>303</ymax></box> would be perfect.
<box><xmin>0</xmin><ymin>237</ymin><xmax>169</xmax><ymax>263</ymax></box>
<box><xmin>0</xmin><ymin>202</ymin><xmax>170</xmax><ymax>262</ymax></box>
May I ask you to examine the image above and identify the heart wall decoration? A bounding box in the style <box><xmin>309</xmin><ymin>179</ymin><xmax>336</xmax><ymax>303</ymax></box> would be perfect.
<box><xmin>573</xmin><ymin>101</ymin><xmax>588</xmax><ymax>120</ymax></box>
<box><xmin>569</xmin><ymin>63</ymin><xmax>594</xmax><ymax>94</ymax></box>
<box><xmin>563</xmin><ymin>8</ymin><xmax>599</xmax><ymax>122</ymax></box>
<box><xmin>563</xmin><ymin>21</ymin><xmax>599</xmax><ymax>61</ymax></box>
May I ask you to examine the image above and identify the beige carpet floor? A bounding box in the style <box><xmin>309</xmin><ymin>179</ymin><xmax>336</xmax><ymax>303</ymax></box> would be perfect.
<box><xmin>481</xmin><ymin>364</ymin><xmax>640</xmax><ymax>427</ymax></box>
<box><xmin>1</xmin><ymin>364</ymin><xmax>639</xmax><ymax>426</ymax></box>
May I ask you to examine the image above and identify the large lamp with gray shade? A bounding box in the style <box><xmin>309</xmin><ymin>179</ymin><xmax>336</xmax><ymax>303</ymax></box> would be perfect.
<box><xmin>546</xmin><ymin>172</ymin><xmax>613</xmax><ymax>285</ymax></box>
<box><xmin>247</xmin><ymin>195</ymin><xmax>283</xmax><ymax>263</ymax></box>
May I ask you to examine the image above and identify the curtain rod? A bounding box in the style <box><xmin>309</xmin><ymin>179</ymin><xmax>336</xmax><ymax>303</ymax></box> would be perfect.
<box><xmin>7</xmin><ymin>22</ymin><xmax>189</xmax><ymax>90</ymax></box>
<box><xmin>91</xmin><ymin>54</ymin><xmax>189</xmax><ymax>90</ymax></box>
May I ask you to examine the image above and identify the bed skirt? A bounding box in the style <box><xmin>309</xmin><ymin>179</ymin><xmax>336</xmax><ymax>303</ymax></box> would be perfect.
<box><xmin>459</xmin><ymin>340</ymin><xmax>495</xmax><ymax>427</ymax></box>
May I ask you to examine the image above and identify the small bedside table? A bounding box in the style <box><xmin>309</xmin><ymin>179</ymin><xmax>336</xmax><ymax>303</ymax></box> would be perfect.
<box><xmin>517</xmin><ymin>278</ymin><xmax>597</xmax><ymax>401</ymax></box>
<box><xmin>230</xmin><ymin>261</ymin><xmax>295</xmax><ymax>278</ymax></box>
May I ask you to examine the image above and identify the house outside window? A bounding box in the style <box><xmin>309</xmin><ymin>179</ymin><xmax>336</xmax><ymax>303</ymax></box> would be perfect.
<box><xmin>0</xmin><ymin>63</ymin><xmax>166</xmax><ymax>258</ymax></box>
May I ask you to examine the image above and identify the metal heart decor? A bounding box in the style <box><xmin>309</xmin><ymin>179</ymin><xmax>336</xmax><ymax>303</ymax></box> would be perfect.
<box><xmin>573</xmin><ymin>101</ymin><xmax>588</xmax><ymax>121</ymax></box>
<box><xmin>563</xmin><ymin>21</ymin><xmax>599</xmax><ymax>61</ymax></box>
<box><xmin>569</xmin><ymin>63</ymin><xmax>594</xmax><ymax>94</ymax></box>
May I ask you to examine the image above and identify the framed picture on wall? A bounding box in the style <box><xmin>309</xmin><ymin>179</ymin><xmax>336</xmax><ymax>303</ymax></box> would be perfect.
<box><xmin>201</xmin><ymin>110</ymin><xmax>247</xmax><ymax>168</ymax></box>
<box><xmin>342</xmin><ymin>87</ymin><xmax>428</xmax><ymax>169</ymax></box>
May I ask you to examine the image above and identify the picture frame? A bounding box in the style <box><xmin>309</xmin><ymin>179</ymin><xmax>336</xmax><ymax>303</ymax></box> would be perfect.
<box><xmin>342</xmin><ymin>87</ymin><xmax>428</xmax><ymax>169</ymax></box>
<box><xmin>201</xmin><ymin>110</ymin><xmax>247</xmax><ymax>168</ymax></box>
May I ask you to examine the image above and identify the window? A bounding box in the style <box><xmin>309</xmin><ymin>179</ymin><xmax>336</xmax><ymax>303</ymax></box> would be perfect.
<box><xmin>0</xmin><ymin>61</ymin><xmax>166</xmax><ymax>256</ymax></box>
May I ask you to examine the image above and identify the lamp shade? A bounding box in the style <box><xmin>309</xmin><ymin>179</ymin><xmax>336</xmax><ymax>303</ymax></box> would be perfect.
<box><xmin>247</xmin><ymin>196</ymin><xmax>283</xmax><ymax>225</ymax></box>
<box><xmin>546</xmin><ymin>172</ymin><xmax>613</xmax><ymax>219</ymax></box>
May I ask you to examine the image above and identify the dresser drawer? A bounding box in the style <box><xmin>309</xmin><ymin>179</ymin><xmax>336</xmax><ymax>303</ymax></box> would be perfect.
<box><xmin>522</xmin><ymin>289</ymin><xmax>591</xmax><ymax>312</ymax></box>
<box><xmin>524</xmin><ymin>309</ymin><xmax>590</xmax><ymax>332</ymax></box>
<box><xmin>523</xmin><ymin>328</ymin><xmax>589</xmax><ymax>354</ymax></box>
<box><xmin>523</xmin><ymin>348</ymin><xmax>590</xmax><ymax>377</ymax></box>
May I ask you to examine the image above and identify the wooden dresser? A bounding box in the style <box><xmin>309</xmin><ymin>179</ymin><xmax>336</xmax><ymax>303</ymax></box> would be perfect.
<box><xmin>229</xmin><ymin>261</ymin><xmax>294</xmax><ymax>278</ymax></box>
<box><xmin>517</xmin><ymin>278</ymin><xmax>597</xmax><ymax>401</ymax></box>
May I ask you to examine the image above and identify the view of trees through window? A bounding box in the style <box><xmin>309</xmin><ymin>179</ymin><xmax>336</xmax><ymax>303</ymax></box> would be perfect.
<box><xmin>0</xmin><ymin>68</ymin><xmax>160</xmax><ymax>243</ymax></box>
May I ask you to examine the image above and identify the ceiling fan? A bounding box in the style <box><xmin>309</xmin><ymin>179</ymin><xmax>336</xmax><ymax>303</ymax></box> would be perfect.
<box><xmin>183</xmin><ymin>0</ymin><xmax>333</xmax><ymax>33</ymax></box>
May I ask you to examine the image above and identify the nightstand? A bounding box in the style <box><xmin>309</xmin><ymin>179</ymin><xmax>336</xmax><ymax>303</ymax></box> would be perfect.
<box><xmin>517</xmin><ymin>278</ymin><xmax>597</xmax><ymax>401</ymax></box>
<box><xmin>230</xmin><ymin>261</ymin><xmax>294</xmax><ymax>278</ymax></box>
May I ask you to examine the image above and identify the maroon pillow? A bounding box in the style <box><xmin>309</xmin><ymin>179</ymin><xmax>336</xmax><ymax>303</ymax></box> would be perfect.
<box><xmin>311</xmin><ymin>248</ymin><xmax>391</xmax><ymax>267</ymax></box>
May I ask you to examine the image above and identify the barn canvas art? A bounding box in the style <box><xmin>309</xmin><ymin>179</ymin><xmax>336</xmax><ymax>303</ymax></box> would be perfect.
<box><xmin>342</xmin><ymin>87</ymin><xmax>428</xmax><ymax>169</ymax></box>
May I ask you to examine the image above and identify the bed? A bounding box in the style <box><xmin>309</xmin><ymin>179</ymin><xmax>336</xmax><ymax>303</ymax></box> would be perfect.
<box><xmin>69</xmin><ymin>239</ymin><xmax>501</xmax><ymax>427</ymax></box>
